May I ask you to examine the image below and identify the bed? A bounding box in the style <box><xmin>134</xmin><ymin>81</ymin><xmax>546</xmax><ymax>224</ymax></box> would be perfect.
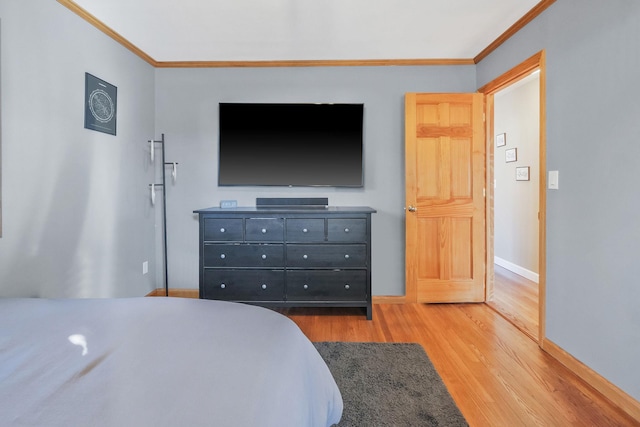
<box><xmin>0</xmin><ymin>297</ymin><xmax>343</xmax><ymax>427</ymax></box>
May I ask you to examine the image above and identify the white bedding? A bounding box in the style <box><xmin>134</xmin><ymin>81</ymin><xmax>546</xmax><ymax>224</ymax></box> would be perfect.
<box><xmin>0</xmin><ymin>297</ymin><xmax>342</xmax><ymax>427</ymax></box>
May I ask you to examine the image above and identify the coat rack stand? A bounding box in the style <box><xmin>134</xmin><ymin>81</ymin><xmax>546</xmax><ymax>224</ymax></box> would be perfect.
<box><xmin>149</xmin><ymin>134</ymin><xmax>178</xmax><ymax>297</ymax></box>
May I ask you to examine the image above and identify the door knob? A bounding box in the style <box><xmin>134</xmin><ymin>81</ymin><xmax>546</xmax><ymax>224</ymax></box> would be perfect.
<box><xmin>407</xmin><ymin>205</ymin><xmax>417</xmax><ymax>212</ymax></box>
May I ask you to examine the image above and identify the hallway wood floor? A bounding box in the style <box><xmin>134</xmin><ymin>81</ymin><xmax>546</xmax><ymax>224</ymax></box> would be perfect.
<box><xmin>279</xmin><ymin>303</ymin><xmax>639</xmax><ymax>427</ymax></box>
<box><xmin>487</xmin><ymin>264</ymin><xmax>539</xmax><ymax>340</ymax></box>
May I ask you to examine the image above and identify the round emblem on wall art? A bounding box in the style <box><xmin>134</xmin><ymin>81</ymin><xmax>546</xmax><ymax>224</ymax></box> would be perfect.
<box><xmin>88</xmin><ymin>88</ymin><xmax>115</xmax><ymax>123</ymax></box>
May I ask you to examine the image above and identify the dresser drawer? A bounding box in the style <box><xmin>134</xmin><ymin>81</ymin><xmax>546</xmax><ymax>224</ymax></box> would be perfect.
<box><xmin>202</xmin><ymin>269</ymin><xmax>285</xmax><ymax>301</ymax></box>
<box><xmin>286</xmin><ymin>244</ymin><xmax>366</xmax><ymax>268</ymax></box>
<box><xmin>287</xmin><ymin>270</ymin><xmax>367</xmax><ymax>301</ymax></box>
<box><xmin>203</xmin><ymin>244</ymin><xmax>284</xmax><ymax>267</ymax></box>
<box><xmin>327</xmin><ymin>219</ymin><xmax>367</xmax><ymax>242</ymax></box>
<box><xmin>285</xmin><ymin>218</ymin><xmax>325</xmax><ymax>242</ymax></box>
<box><xmin>245</xmin><ymin>218</ymin><xmax>284</xmax><ymax>242</ymax></box>
<box><xmin>203</xmin><ymin>218</ymin><xmax>243</xmax><ymax>241</ymax></box>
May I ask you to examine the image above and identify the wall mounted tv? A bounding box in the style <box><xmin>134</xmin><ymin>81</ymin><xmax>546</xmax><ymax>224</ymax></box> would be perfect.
<box><xmin>218</xmin><ymin>103</ymin><xmax>364</xmax><ymax>187</ymax></box>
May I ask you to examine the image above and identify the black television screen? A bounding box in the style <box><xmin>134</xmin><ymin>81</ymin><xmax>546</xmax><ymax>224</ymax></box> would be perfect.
<box><xmin>218</xmin><ymin>103</ymin><xmax>364</xmax><ymax>187</ymax></box>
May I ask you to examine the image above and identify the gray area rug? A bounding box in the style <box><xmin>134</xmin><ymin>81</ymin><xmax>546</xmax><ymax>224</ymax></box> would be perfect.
<box><xmin>314</xmin><ymin>342</ymin><xmax>468</xmax><ymax>427</ymax></box>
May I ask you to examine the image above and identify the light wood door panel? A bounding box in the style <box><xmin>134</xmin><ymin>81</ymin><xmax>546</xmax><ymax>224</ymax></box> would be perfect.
<box><xmin>405</xmin><ymin>93</ymin><xmax>485</xmax><ymax>303</ymax></box>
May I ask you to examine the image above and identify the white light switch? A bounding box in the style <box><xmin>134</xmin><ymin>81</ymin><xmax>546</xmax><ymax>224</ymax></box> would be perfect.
<box><xmin>548</xmin><ymin>171</ymin><xmax>559</xmax><ymax>190</ymax></box>
<box><xmin>143</xmin><ymin>261</ymin><xmax>149</xmax><ymax>275</ymax></box>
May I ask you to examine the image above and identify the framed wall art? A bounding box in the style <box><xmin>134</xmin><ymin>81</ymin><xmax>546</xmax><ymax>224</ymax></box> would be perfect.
<box><xmin>505</xmin><ymin>148</ymin><xmax>517</xmax><ymax>163</ymax></box>
<box><xmin>84</xmin><ymin>73</ymin><xmax>117</xmax><ymax>135</ymax></box>
<box><xmin>495</xmin><ymin>132</ymin><xmax>506</xmax><ymax>147</ymax></box>
<box><xmin>516</xmin><ymin>166</ymin><xmax>530</xmax><ymax>181</ymax></box>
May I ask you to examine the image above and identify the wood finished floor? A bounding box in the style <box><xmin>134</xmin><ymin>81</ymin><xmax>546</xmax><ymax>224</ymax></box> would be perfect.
<box><xmin>278</xmin><ymin>303</ymin><xmax>639</xmax><ymax>427</ymax></box>
<box><xmin>487</xmin><ymin>264</ymin><xmax>539</xmax><ymax>341</ymax></box>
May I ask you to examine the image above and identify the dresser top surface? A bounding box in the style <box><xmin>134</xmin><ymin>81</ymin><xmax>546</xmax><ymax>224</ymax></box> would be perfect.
<box><xmin>194</xmin><ymin>206</ymin><xmax>376</xmax><ymax>214</ymax></box>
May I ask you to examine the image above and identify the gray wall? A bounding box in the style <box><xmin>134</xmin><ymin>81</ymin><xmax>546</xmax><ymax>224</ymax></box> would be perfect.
<box><xmin>478</xmin><ymin>0</ymin><xmax>640</xmax><ymax>401</ymax></box>
<box><xmin>2</xmin><ymin>0</ymin><xmax>638</xmax><ymax>405</ymax></box>
<box><xmin>0</xmin><ymin>0</ymin><xmax>157</xmax><ymax>297</ymax></box>
<box><xmin>494</xmin><ymin>75</ymin><xmax>540</xmax><ymax>279</ymax></box>
<box><xmin>154</xmin><ymin>66</ymin><xmax>476</xmax><ymax>295</ymax></box>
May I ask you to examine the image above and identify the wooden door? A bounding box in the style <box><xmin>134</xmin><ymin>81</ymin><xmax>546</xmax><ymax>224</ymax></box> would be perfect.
<box><xmin>405</xmin><ymin>93</ymin><xmax>485</xmax><ymax>303</ymax></box>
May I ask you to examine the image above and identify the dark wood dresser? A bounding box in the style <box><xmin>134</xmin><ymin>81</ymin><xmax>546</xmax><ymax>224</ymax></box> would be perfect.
<box><xmin>194</xmin><ymin>206</ymin><xmax>376</xmax><ymax>319</ymax></box>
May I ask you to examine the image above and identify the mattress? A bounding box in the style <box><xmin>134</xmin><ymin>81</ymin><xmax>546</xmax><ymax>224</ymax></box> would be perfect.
<box><xmin>0</xmin><ymin>297</ymin><xmax>342</xmax><ymax>426</ymax></box>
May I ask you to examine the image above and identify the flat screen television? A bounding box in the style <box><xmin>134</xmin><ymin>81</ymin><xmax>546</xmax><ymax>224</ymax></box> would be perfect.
<box><xmin>218</xmin><ymin>103</ymin><xmax>364</xmax><ymax>187</ymax></box>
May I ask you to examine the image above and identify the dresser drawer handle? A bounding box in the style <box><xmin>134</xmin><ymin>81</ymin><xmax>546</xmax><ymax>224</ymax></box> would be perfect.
<box><xmin>303</xmin><ymin>284</ymin><xmax>309</xmax><ymax>290</ymax></box>
<box><xmin>302</xmin><ymin>228</ymin><xmax>308</xmax><ymax>233</ymax></box>
<box><xmin>344</xmin><ymin>284</ymin><xmax>350</xmax><ymax>290</ymax></box>
<box><xmin>220</xmin><ymin>283</ymin><xmax>226</xmax><ymax>289</ymax></box>
<box><xmin>261</xmin><ymin>228</ymin><xmax>267</xmax><ymax>234</ymax></box>
<box><xmin>344</xmin><ymin>254</ymin><xmax>350</xmax><ymax>259</ymax></box>
<box><xmin>303</xmin><ymin>254</ymin><xmax>308</xmax><ymax>260</ymax></box>
<box><xmin>220</xmin><ymin>254</ymin><xmax>226</xmax><ymax>259</ymax></box>
<box><xmin>261</xmin><ymin>254</ymin><xmax>267</xmax><ymax>260</ymax></box>
<box><xmin>220</xmin><ymin>228</ymin><xmax>225</xmax><ymax>233</ymax></box>
<box><xmin>344</xmin><ymin>228</ymin><xmax>350</xmax><ymax>233</ymax></box>
<box><xmin>261</xmin><ymin>284</ymin><xmax>267</xmax><ymax>290</ymax></box>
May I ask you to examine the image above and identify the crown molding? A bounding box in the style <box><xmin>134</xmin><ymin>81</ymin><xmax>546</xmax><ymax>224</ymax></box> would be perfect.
<box><xmin>474</xmin><ymin>0</ymin><xmax>557</xmax><ymax>63</ymax></box>
<box><xmin>58</xmin><ymin>0</ymin><xmax>553</xmax><ymax>68</ymax></box>
<box><xmin>154</xmin><ymin>58</ymin><xmax>475</xmax><ymax>68</ymax></box>
<box><xmin>57</xmin><ymin>0</ymin><xmax>156</xmax><ymax>66</ymax></box>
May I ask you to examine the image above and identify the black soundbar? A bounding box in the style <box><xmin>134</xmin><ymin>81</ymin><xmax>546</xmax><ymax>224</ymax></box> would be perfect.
<box><xmin>256</xmin><ymin>197</ymin><xmax>329</xmax><ymax>208</ymax></box>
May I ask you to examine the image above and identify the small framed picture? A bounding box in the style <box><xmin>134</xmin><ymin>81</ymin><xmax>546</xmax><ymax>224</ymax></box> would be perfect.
<box><xmin>516</xmin><ymin>166</ymin><xmax>530</xmax><ymax>181</ymax></box>
<box><xmin>505</xmin><ymin>148</ymin><xmax>517</xmax><ymax>163</ymax></box>
<box><xmin>495</xmin><ymin>133</ymin><xmax>506</xmax><ymax>147</ymax></box>
<box><xmin>84</xmin><ymin>73</ymin><xmax>117</xmax><ymax>135</ymax></box>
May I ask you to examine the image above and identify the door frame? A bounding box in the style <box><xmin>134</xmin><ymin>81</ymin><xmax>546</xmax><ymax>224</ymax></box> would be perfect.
<box><xmin>478</xmin><ymin>50</ymin><xmax>547</xmax><ymax>345</ymax></box>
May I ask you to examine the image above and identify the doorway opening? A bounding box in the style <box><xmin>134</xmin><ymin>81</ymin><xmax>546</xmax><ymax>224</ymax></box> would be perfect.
<box><xmin>479</xmin><ymin>51</ymin><xmax>546</xmax><ymax>344</ymax></box>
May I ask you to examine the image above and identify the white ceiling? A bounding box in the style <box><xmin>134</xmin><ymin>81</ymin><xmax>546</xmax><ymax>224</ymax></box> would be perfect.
<box><xmin>71</xmin><ymin>0</ymin><xmax>541</xmax><ymax>62</ymax></box>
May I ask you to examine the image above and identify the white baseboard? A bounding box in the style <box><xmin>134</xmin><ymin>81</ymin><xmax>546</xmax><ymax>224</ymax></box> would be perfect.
<box><xmin>494</xmin><ymin>256</ymin><xmax>539</xmax><ymax>283</ymax></box>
